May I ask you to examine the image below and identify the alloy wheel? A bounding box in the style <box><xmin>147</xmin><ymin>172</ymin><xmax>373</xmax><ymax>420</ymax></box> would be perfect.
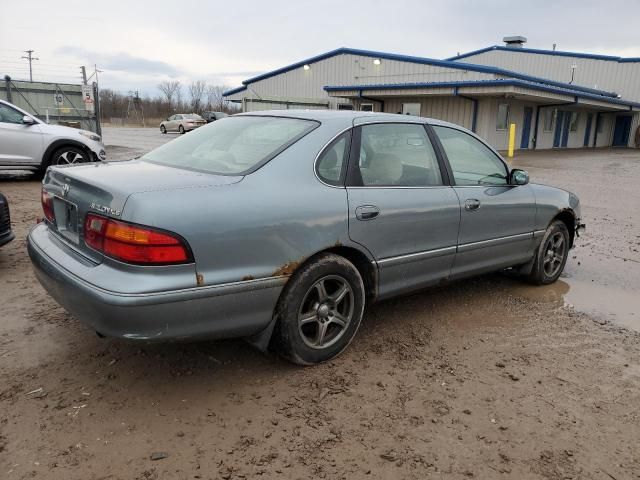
<box><xmin>55</xmin><ymin>150</ymin><xmax>86</xmax><ymax>165</ymax></box>
<box><xmin>543</xmin><ymin>232</ymin><xmax>566</xmax><ymax>277</ymax></box>
<box><xmin>298</xmin><ymin>275</ymin><xmax>354</xmax><ymax>349</ymax></box>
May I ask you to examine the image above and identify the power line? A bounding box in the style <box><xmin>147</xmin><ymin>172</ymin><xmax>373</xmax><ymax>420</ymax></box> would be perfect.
<box><xmin>21</xmin><ymin>49</ymin><xmax>39</xmax><ymax>82</ymax></box>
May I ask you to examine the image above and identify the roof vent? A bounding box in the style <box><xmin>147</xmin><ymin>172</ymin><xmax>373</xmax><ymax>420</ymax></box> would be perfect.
<box><xmin>503</xmin><ymin>36</ymin><xmax>527</xmax><ymax>48</ymax></box>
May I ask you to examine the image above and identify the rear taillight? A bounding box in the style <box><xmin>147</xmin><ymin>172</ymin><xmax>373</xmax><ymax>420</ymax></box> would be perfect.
<box><xmin>84</xmin><ymin>213</ymin><xmax>192</xmax><ymax>265</ymax></box>
<box><xmin>41</xmin><ymin>188</ymin><xmax>54</xmax><ymax>223</ymax></box>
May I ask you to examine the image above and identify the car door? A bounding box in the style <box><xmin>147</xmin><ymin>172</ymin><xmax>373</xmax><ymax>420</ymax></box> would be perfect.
<box><xmin>346</xmin><ymin>122</ymin><xmax>460</xmax><ymax>299</ymax></box>
<box><xmin>431</xmin><ymin>125</ymin><xmax>536</xmax><ymax>279</ymax></box>
<box><xmin>170</xmin><ymin>115</ymin><xmax>181</xmax><ymax>131</ymax></box>
<box><xmin>0</xmin><ymin>102</ymin><xmax>43</xmax><ymax>165</ymax></box>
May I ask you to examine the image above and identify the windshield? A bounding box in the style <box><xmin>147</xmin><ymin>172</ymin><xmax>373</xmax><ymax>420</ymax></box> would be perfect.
<box><xmin>184</xmin><ymin>114</ymin><xmax>203</xmax><ymax>120</ymax></box>
<box><xmin>141</xmin><ymin>116</ymin><xmax>319</xmax><ymax>175</ymax></box>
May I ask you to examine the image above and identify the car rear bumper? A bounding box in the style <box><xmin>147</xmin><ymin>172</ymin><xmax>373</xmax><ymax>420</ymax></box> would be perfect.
<box><xmin>0</xmin><ymin>230</ymin><xmax>14</xmax><ymax>247</ymax></box>
<box><xmin>27</xmin><ymin>223</ymin><xmax>285</xmax><ymax>341</ymax></box>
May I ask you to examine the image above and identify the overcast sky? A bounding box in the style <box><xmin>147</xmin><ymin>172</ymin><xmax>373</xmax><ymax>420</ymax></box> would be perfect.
<box><xmin>1</xmin><ymin>0</ymin><xmax>639</xmax><ymax>96</ymax></box>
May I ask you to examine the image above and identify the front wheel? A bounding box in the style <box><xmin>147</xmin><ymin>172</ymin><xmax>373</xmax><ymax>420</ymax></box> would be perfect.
<box><xmin>273</xmin><ymin>254</ymin><xmax>366</xmax><ymax>365</ymax></box>
<box><xmin>50</xmin><ymin>146</ymin><xmax>90</xmax><ymax>166</ymax></box>
<box><xmin>526</xmin><ymin>220</ymin><xmax>570</xmax><ymax>285</ymax></box>
<box><xmin>160</xmin><ymin>125</ymin><xmax>166</xmax><ymax>134</ymax></box>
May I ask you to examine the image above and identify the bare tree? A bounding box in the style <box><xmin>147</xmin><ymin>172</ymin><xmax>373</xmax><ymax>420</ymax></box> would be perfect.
<box><xmin>188</xmin><ymin>80</ymin><xmax>207</xmax><ymax>112</ymax></box>
<box><xmin>157</xmin><ymin>80</ymin><xmax>181</xmax><ymax>108</ymax></box>
<box><xmin>205</xmin><ymin>84</ymin><xmax>228</xmax><ymax>111</ymax></box>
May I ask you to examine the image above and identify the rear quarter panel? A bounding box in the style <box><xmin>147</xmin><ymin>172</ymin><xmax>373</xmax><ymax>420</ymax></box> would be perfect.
<box><xmin>121</xmin><ymin>119</ymin><xmax>365</xmax><ymax>288</ymax></box>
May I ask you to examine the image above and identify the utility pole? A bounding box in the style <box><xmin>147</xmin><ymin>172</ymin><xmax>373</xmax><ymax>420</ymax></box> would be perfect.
<box><xmin>21</xmin><ymin>50</ymin><xmax>39</xmax><ymax>82</ymax></box>
<box><xmin>80</xmin><ymin>66</ymin><xmax>87</xmax><ymax>84</ymax></box>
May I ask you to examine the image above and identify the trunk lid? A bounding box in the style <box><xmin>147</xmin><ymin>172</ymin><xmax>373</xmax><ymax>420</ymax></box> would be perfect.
<box><xmin>44</xmin><ymin>160</ymin><xmax>241</xmax><ymax>262</ymax></box>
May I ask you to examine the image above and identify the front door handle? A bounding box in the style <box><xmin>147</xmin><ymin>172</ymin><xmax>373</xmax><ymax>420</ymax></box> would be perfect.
<box><xmin>355</xmin><ymin>205</ymin><xmax>380</xmax><ymax>220</ymax></box>
<box><xmin>464</xmin><ymin>199</ymin><xmax>481</xmax><ymax>211</ymax></box>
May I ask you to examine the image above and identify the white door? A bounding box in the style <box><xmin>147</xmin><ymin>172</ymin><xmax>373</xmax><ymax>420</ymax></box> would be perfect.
<box><xmin>402</xmin><ymin>103</ymin><xmax>421</xmax><ymax>116</ymax></box>
<box><xmin>0</xmin><ymin>103</ymin><xmax>43</xmax><ymax>165</ymax></box>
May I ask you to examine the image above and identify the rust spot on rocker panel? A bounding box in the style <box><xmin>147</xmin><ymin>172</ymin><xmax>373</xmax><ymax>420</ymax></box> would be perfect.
<box><xmin>242</xmin><ymin>275</ymin><xmax>255</xmax><ymax>281</ymax></box>
<box><xmin>196</xmin><ymin>273</ymin><xmax>204</xmax><ymax>286</ymax></box>
<box><xmin>272</xmin><ymin>261</ymin><xmax>300</xmax><ymax>277</ymax></box>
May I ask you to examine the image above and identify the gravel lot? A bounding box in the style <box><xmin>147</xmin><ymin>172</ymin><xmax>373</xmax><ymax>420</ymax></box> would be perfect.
<box><xmin>1</xmin><ymin>133</ymin><xmax>639</xmax><ymax>479</ymax></box>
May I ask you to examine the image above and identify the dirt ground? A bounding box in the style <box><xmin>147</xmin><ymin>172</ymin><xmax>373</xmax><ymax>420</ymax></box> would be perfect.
<box><xmin>1</xmin><ymin>143</ymin><xmax>639</xmax><ymax>480</ymax></box>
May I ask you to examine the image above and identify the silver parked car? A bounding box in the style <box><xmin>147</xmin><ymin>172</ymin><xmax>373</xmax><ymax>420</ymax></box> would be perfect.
<box><xmin>0</xmin><ymin>99</ymin><xmax>105</xmax><ymax>174</ymax></box>
<box><xmin>160</xmin><ymin>113</ymin><xmax>206</xmax><ymax>134</ymax></box>
<box><xmin>28</xmin><ymin>111</ymin><xmax>583</xmax><ymax>365</ymax></box>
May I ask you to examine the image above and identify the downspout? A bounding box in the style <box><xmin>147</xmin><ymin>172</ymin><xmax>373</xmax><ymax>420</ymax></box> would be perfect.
<box><xmin>3</xmin><ymin>75</ymin><xmax>12</xmax><ymax>103</ymax></box>
<box><xmin>454</xmin><ymin>87</ymin><xmax>478</xmax><ymax>133</ymax></box>
<box><xmin>532</xmin><ymin>98</ymin><xmax>577</xmax><ymax>150</ymax></box>
<box><xmin>358</xmin><ymin>90</ymin><xmax>384</xmax><ymax>112</ymax></box>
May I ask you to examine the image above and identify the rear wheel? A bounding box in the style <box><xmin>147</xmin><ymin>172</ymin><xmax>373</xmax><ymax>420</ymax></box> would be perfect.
<box><xmin>160</xmin><ymin>125</ymin><xmax>166</xmax><ymax>134</ymax></box>
<box><xmin>273</xmin><ymin>253</ymin><xmax>365</xmax><ymax>365</ymax></box>
<box><xmin>526</xmin><ymin>220</ymin><xmax>570</xmax><ymax>285</ymax></box>
<box><xmin>178</xmin><ymin>125</ymin><xmax>185</xmax><ymax>134</ymax></box>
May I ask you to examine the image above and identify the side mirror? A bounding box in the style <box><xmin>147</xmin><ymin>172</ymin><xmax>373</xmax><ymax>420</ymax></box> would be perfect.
<box><xmin>22</xmin><ymin>115</ymin><xmax>36</xmax><ymax>125</ymax></box>
<box><xmin>510</xmin><ymin>169</ymin><xmax>529</xmax><ymax>186</ymax></box>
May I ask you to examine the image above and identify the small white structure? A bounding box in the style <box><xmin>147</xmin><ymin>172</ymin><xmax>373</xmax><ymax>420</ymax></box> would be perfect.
<box><xmin>224</xmin><ymin>39</ymin><xmax>640</xmax><ymax>150</ymax></box>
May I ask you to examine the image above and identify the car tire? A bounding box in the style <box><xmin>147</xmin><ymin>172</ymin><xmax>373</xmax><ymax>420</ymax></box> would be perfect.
<box><xmin>273</xmin><ymin>253</ymin><xmax>366</xmax><ymax>365</ymax></box>
<box><xmin>50</xmin><ymin>146</ymin><xmax>90</xmax><ymax>166</ymax></box>
<box><xmin>160</xmin><ymin>125</ymin><xmax>166</xmax><ymax>134</ymax></box>
<box><xmin>178</xmin><ymin>125</ymin><xmax>185</xmax><ymax>134</ymax></box>
<box><xmin>526</xmin><ymin>220</ymin><xmax>570</xmax><ymax>285</ymax></box>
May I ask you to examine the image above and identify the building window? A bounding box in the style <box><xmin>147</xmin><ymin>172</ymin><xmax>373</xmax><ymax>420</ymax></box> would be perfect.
<box><xmin>402</xmin><ymin>103</ymin><xmax>421</xmax><ymax>116</ymax></box>
<box><xmin>569</xmin><ymin>112</ymin><xmax>579</xmax><ymax>132</ymax></box>
<box><xmin>496</xmin><ymin>103</ymin><xmax>509</xmax><ymax>130</ymax></box>
<box><xmin>338</xmin><ymin>104</ymin><xmax>353</xmax><ymax>110</ymax></box>
<box><xmin>543</xmin><ymin>109</ymin><xmax>555</xmax><ymax>132</ymax></box>
<box><xmin>360</xmin><ymin>103</ymin><xmax>374</xmax><ymax>112</ymax></box>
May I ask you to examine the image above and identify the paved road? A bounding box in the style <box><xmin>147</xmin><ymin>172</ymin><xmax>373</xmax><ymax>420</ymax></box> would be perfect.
<box><xmin>102</xmin><ymin>126</ymin><xmax>177</xmax><ymax>159</ymax></box>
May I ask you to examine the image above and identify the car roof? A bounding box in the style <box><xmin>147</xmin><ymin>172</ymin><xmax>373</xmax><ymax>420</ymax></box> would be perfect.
<box><xmin>236</xmin><ymin>109</ymin><xmax>463</xmax><ymax>129</ymax></box>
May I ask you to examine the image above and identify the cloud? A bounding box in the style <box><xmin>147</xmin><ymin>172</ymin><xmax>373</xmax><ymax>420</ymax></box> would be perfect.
<box><xmin>56</xmin><ymin>46</ymin><xmax>182</xmax><ymax>77</ymax></box>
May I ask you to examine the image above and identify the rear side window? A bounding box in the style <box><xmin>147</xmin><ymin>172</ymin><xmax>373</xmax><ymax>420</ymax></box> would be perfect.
<box><xmin>316</xmin><ymin>131</ymin><xmax>351</xmax><ymax>186</ymax></box>
<box><xmin>142</xmin><ymin>116</ymin><xmax>319</xmax><ymax>175</ymax></box>
<box><xmin>433</xmin><ymin>126</ymin><xmax>508</xmax><ymax>186</ymax></box>
<box><xmin>352</xmin><ymin>123</ymin><xmax>442</xmax><ymax>187</ymax></box>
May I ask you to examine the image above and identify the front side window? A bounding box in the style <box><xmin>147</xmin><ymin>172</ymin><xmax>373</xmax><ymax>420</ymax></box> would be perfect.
<box><xmin>0</xmin><ymin>104</ymin><xmax>25</xmax><ymax>124</ymax></box>
<box><xmin>433</xmin><ymin>126</ymin><xmax>508</xmax><ymax>186</ymax></box>
<box><xmin>316</xmin><ymin>132</ymin><xmax>350</xmax><ymax>185</ymax></box>
<box><xmin>569</xmin><ymin>112</ymin><xmax>579</xmax><ymax>132</ymax></box>
<box><xmin>543</xmin><ymin>109</ymin><xmax>555</xmax><ymax>132</ymax></box>
<box><xmin>142</xmin><ymin>116</ymin><xmax>318</xmax><ymax>175</ymax></box>
<box><xmin>496</xmin><ymin>103</ymin><xmax>509</xmax><ymax>130</ymax></box>
<box><xmin>353</xmin><ymin>123</ymin><xmax>442</xmax><ymax>187</ymax></box>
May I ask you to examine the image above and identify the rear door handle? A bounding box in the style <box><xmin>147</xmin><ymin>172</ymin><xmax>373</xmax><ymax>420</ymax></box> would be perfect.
<box><xmin>464</xmin><ymin>199</ymin><xmax>481</xmax><ymax>211</ymax></box>
<box><xmin>355</xmin><ymin>205</ymin><xmax>380</xmax><ymax>220</ymax></box>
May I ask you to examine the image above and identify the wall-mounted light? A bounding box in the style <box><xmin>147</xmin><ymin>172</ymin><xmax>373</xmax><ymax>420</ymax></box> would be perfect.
<box><xmin>303</xmin><ymin>64</ymin><xmax>311</xmax><ymax>70</ymax></box>
<box><xmin>373</xmin><ymin>59</ymin><xmax>381</xmax><ymax>65</ymax></box>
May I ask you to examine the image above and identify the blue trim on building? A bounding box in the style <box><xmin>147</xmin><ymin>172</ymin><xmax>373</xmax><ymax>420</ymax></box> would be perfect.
<box><xmin>446</xmin><ymin>45</ymin><xmax>640</xmax><ymax>63</ymax></box>
<box><xmin>323</xmin><ymin>80</ymin><xmax>640</xmax><ymax>109</ymax></box>
<box><xmin>222</xmin><ymin>47</ymin><xmax>619</xmax><ymax>98</ymax></box>
<box><xmin>222</xmin><ymin>85</ymin><xmax>247</xmax><ymax>96</ymax></box>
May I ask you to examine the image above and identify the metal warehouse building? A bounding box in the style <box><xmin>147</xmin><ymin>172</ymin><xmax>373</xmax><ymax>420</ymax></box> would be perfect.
<box><xmin>223</xmin><ymin>37</ymin><xmax>640</xmax><ymax>151</ymax></box>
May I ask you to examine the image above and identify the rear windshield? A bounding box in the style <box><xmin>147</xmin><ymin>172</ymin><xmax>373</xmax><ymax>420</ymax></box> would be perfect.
<box><xmin>184</xmin><ymin>114</ymin><xmax>203</xmax><ymax>120</ymax></box>
<box><xmin>142</xmin><ymin>116</ymin><xmax>318</xmax><ymax>175</ymax></box>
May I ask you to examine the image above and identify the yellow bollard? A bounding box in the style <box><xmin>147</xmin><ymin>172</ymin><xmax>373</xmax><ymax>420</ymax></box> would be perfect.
<box><xmin>507</xmin><ymin>123</ymin><xmax>516</xmax><ymax>161</ymax></box>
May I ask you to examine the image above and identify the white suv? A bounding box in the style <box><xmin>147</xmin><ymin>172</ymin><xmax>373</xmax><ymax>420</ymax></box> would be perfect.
<box><xmin>0</xmin><ymin>99</ymin><xmax>105</xmax><ymax>175</ymax></box>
